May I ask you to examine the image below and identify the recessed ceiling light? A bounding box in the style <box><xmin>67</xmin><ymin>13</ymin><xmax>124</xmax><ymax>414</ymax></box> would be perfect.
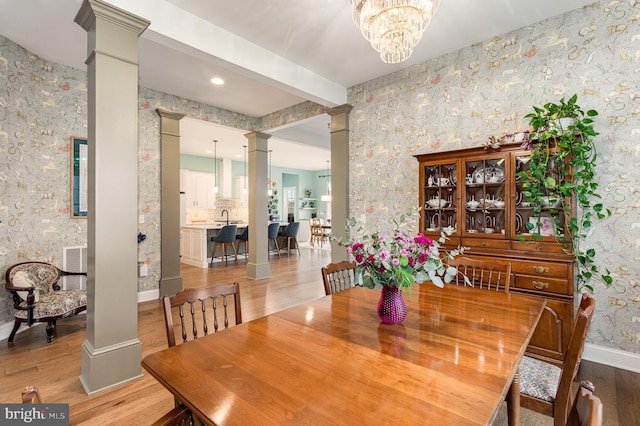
<box><xmin>211</xmin><ymin>77</ymin><xmax>224</xmax><ymax>85</ymax></box>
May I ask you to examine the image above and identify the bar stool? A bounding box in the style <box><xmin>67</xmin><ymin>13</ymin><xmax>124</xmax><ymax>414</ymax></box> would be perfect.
<box><xmin>267</xmin><ymin>223</ymin><xmax>280</xmax><ymax>258</ymax></box>
<box><xmin>236</xmin><ymin>227</ymin><xmax>248</xmax><ymax>262</ymax></box>
<box><xmin>278</xmin><ymin>222</ymin><xmax>300</xmax><ymax>255</ymax></box>
<box><xmin>210</xmin><ymin>225</ymin><xmax>238</xmax><ymax>266</ymax></box>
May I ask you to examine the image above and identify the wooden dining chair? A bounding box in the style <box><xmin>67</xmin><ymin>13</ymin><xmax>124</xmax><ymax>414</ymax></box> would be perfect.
<box><xmin>321</xmin><ymin>260</ymin><xmax>356</xmax><ymax>295</ymax></box>
<box><xmin>162</xmin><ymin>283</ymin><xmax>242</xmax><ymax>347</ymax></box>
<box><xmin>447</xmin><ymin>256</ymin><xmax>511</xmax><ymax>292</ymax></box>
<box><xmin>150</xmin><ymin>403</ymin><xmax>194</xmax><ymax>426</ymax></box>
<box><xmin>567</xmin><ymin>381</ymin><xmax>603</xmax><ymax>426</ymax></box>
<box><xmin>21</xmin><ymin>385</ymin><xmax>42</xmax><ymax>404</ymax></box>
<box><xmin>310</xmin><ymin>218</ymin><xmax>329</xmax><ymax>247</ymax></box>
<box><xmin>518</xmin><ymin>293</ymin><xmax>596</xmax><ymax>426</ymax></box>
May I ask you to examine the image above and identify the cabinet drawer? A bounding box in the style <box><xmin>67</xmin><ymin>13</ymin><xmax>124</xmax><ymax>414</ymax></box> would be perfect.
<box><xmin>461</xmin><ymin>238</ymin><xmax>509</xmax><ymax>250</ymax></box>
<box><xmin>514</xmin><ymin>275</ymin><xmax>569</xmax><ymax>295</ymax></box>
<box><xmin>509</xmin><ymin>259</ymin><xmax>569</xmax><ymax>278</ymax></box>
<box><xmin>510</xmin><ymin>240</ymin><xmax>570</xmax><ymax>254</ymax></box>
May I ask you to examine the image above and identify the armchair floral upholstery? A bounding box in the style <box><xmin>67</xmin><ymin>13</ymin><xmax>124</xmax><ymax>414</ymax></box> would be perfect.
<box><xmin>5</xmin><ymin>262</ymin><xmax>87</xmax><ymax>343</ymax></box>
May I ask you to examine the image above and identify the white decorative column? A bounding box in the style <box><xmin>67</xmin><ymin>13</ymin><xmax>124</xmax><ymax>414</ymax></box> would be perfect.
<box><xmin>75</xmin><ymin>0</ymin><xmax>150</xmax><ymax>395</ymax></box>
<box><xmin>157</xmin><ymin>109</ymin><xmax>185</xmax><ymax>297</ymax></box>
<box><xmin>327</xmin><ymin>105</ymin><xmax>353</xmax><ymax>262</ymax></box>
<box><xmin>245</xmin><ymin>132</ymin><xmax>271</xmax><ymax>279</ymax></box>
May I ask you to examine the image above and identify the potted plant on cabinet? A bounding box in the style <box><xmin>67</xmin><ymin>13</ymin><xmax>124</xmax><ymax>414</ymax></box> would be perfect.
<box><xmin>519</xmin><ymin>94</ymin><xmax>611</xmax><ymax>292</ymax></box>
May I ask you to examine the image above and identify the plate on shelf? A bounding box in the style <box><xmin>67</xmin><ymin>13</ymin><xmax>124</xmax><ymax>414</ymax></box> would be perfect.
<box><xmin>472</xmin><ymin>165</ymin><xmax>504</xmax><ymax>184</ymax></box>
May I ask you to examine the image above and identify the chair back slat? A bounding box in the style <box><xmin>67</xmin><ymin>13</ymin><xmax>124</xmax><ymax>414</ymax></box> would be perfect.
<box><xmin>163</xmin><ymin>283</ymin><xmax>242</xmax><ymax>347</ymax></box>
<box><xmin>448</xmin><ymin>256</ymin><xmax>511</xmax><ymax>292</ymax></box>
<box><xmin>322</xmin><ymin>261</ymin><xmax>356</xmax><ymax>295</ymax></box>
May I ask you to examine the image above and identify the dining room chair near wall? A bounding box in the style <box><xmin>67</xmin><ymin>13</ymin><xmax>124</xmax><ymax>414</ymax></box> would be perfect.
<box><xmin>210</xmin><ymin>225</ymin><xmax>238</xmax><ymax>267</ymax></box>
<box><xmin>162</xmin><ymin>283</ymin><xmax>242</xmax><ymax>347</ymax></box>
<box><xmin>518</xmin><ymin>293</ymin><xmax>596</xmax><ymax>426</ymax></box>
<box><xmin>278</xmin><ymin>222</ymin><xmax>300</xmax><ymax>255</ymax></box>
<box><xmin>321</xmin><ymin>261</ymin><xmax>357</xmax><ymax>295</ymax></box>
<box><xmin>267</xmin><ymin>222</ymin><xmax>281</xmax><ymax>258</ymax></box>
<box><xmin>567</xmin><ymin>381</ymin><xmax>603</xmax><ymax>426</ymax></box>
<box><xmin>447</xmin><ymin>256</ymin><xmax>511</xmax><ymax>292</ymax></box>
<box><xmin>310</xmin><ymin>218</ymin><xmax>329</xmax><ymax>247</ymax></box>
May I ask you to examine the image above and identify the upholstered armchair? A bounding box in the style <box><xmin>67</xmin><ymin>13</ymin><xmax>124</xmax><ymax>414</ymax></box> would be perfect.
<box><xmin>4</xmin><ymin>261</ymin><xmax>87</xmax><ymax>343</ymax></box>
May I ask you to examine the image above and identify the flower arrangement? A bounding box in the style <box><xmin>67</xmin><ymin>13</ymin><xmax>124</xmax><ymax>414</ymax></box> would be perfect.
<box><xmin>340</xmin><ymin>209</ymin><xmax>464</xmax><ymax>297</ymax></box>
<box><xmin>305</xmin><ymin>188</ymin><xmax>312</xmax><ymax>197</ymax></box>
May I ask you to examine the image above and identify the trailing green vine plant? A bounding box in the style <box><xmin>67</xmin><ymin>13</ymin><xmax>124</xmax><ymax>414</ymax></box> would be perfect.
<box><xmin>519</xmin><ymin>94</ymin><xmax>611</xmax><ymax>292</ymax></box>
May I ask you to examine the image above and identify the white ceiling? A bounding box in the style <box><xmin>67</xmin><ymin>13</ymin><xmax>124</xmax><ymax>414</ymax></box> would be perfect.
<box><xmin>0</xmin><ymin>0</ymin><xmax>592</xmax><ymax>170</ymax></box>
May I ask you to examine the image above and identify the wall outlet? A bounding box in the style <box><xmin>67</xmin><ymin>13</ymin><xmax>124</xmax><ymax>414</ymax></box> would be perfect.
<box><xmin>360</xmin><ymin>214</ymin><xmax>366</xmax><ymax>223</ymax></box>
<box><xmin>139</xmin><ymin>214</ymin><xmax>145</xmax><ymax>224</ymax></box>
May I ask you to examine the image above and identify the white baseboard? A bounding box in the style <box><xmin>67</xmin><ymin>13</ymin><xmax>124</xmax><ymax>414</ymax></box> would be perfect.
<box><xmin>137</xmin><ymin>289</ymin><xmax>159</xmax><ymax>303</ymax></box>
<box><xmin>583</xmin><ymin>343</ymin><xmax>640</xmax><ymax>373</ymax></box>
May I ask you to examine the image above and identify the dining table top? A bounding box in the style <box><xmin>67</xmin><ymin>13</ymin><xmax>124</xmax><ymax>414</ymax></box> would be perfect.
<box><xmin>142</xmin><ymin>284</ymin><xmax>545</xmax><ymax>425</ymax></box>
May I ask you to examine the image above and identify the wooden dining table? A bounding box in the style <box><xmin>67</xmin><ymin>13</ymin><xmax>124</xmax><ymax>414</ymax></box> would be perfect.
<box><xmin>142</xmin><ymin>284</ymin><xmax>545</xmax><ymax>426</ymax></box>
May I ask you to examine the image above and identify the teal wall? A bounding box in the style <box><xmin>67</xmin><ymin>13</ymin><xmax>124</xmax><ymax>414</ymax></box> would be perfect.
<box><xmin>180</xmin><ymin>154</ymin><xmax>327</xmax><ymax>216</ymax></box>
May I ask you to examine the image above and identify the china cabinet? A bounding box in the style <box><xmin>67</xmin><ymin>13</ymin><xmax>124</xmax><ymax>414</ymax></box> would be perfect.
<box><xmin>415</xmin><ymin>143</ymin><xmax>575</xmax><ymax>365</ymax></box>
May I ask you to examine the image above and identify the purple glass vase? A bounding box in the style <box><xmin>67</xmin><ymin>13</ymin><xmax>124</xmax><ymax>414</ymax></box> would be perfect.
<box><xmin>377</xmin><ymin>286</ymin><xmax>407</xmax><ymax>325</ymax></box>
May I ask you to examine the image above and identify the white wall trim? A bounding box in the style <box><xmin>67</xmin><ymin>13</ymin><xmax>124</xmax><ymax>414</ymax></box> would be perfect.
<box><xmin>138</xmin><ymin>289</ymin><xmax>160</xmax><ymax>303</ymax></box>
<box><xmin>583</xmin><ymin>343</ymin><xmax>640</xmax><ymax>373</ymax></box>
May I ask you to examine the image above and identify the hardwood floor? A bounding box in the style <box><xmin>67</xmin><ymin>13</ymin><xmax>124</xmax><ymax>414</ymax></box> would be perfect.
<box><xmin>1</xmin><ymin>247</ymin><xmax>638</xmax><ymax>425</ymax></box>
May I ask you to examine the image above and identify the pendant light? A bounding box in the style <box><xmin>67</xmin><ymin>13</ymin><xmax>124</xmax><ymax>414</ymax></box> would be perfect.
<box><xmin>243</xmin><ymin>145</ymin><xmax>247</xmax><ymax>195</ymax></box>
<box><xmin>321</xmin><ymin>160</ymin><xmax>332</xmax><ymax>202</ymax></box>
<box><xmin>267</xmin><ymin>149</ymin><xmax>273</xmax><ymax>196</ymax></box>
<box><xmin>213</xmin><ymin>139</ymin><xmax>219</xmax><ymax>194</ymax></box>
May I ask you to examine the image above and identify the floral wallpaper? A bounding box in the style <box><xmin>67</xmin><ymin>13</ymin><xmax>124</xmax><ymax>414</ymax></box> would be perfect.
<box><xmin>347</xmin><ymin>1</ymin><xmax>640</xmax><ymax>353</ymax></box>
<box><xmin>2</xmin><ymin>1</ymin><xmax>639</xmax><ymax>356</ymax></box>
<box><xmin>0</xmin><ymin>33</ymin><xmax>328</xmax><ymax>328</ymax></box>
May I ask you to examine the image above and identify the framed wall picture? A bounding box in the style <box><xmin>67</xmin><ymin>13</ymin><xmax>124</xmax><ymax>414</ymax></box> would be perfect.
<box><xmin>71</xmin><ymin>136</ymin><xmax>88</xmax><ymax>218</ymax></box>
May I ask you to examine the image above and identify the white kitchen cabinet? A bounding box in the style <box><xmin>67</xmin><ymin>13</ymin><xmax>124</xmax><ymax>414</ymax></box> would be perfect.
<box><xmin>184</xmin><ymin>171</ymin><xmax>216</xmax><ymax>208</ymax></box>
<box><xmin>180</xmin><ymin>227</ymin><xmax>208</xmax><ymax>267</ymax></box>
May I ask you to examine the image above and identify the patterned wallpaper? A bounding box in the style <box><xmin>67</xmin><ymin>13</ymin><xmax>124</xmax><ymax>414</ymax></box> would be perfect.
<box><xmin>0</xmin><ymin>34</ymin><xmax>325</xmax><ymax>327</ymax></box>
<box><xmin>347</xmin><ymin>1</ymin><xmax>640</xmax><ymax>353</ymax></box>
<box><xmin>1</xmin><ymin>1</ymin><xmax>639</xmax><ymax>355</ymax></box>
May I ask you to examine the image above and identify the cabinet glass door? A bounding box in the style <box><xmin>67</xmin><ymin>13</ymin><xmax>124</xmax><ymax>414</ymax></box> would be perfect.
<box><xmin>463</xmin><ymin>156</ymin><xmax>507</xmax><ymax>235</ymax></box>
<box><xmin>422</xmin><ymin>162</ymin><xmax>457</xmax><ymax>234</ymax></box>
<box><xmin>514</xmin><ymin>152</ymin><xmax>567</xmax><ymax>239</ymax></box>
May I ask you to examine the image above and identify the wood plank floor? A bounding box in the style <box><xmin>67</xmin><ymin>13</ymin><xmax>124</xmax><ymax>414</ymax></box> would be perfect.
<box><xmin>1</xmin><ymin>247</ymin><xmax>638</xmax><ymax>425</ymax></box>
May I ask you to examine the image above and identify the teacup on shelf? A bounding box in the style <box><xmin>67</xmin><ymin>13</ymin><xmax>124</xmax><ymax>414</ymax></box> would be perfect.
<box><xmin>485</xmin><ymin>227</ymin><xmax>494</xmax><ymax>234</ymax></box>
<box><xmin>466</xmin><ymin>200</ymin><xmax>480</xmax><ymax>210</ymax></box>
<box><xmin>427</xmin><ymin>198</ymin><xmax>448</xmax><ymax>208</ymax></box>
<box><xmin>493</xmin><ymin>200</ymin><xmax>505</xmax><ymax>208</ymax></box>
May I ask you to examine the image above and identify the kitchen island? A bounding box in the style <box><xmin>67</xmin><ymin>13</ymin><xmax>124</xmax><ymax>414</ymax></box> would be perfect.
<box><xmin>180</xmin><ymin>222</ymin><xmax>288</xmax><ymax>268</ymax></box>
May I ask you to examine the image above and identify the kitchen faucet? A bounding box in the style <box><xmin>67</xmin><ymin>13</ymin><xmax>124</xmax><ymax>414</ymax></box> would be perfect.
<box><xmin>221</xmin><ymin>209</ymin><xmax>229</xmax><ymax>226</ymax></box>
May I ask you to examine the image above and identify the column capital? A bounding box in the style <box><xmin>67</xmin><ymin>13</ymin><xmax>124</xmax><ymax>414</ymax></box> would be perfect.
<box><xmin>75</xmin><ymin>0</ymin><xmax>150</xmax><ymax>35</ymax></box>
<box><xmin>156</xmin><ymin>109</ymin><xmax>185</xmax><ymax>121</ymax></box>
<box><xmin>327</xmin><ymin>104</ymin><xmax>354</xmax><ymax>117</ymax></box>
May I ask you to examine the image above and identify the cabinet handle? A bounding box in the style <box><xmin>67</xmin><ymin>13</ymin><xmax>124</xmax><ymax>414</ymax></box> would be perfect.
<box><xmin>532</xmin><ymin>281</ymin><xmax>549</xmax><ymax>290</ymax></box>
<box><xmin>481</xmin><ymin>242</ymin><xmax>486</xmax><ymax>247</ymax></box>
<box><xmin>533</xmin><ymin>266</ymin><xmax>549</xmax><ymax>274</ymax></box>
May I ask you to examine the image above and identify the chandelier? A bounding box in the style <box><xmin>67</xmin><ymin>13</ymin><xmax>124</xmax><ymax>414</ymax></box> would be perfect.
<box><xmin>350</xmin><ymin>0</ymin><xmax>441</xmax><ymax>64</ymax></box>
